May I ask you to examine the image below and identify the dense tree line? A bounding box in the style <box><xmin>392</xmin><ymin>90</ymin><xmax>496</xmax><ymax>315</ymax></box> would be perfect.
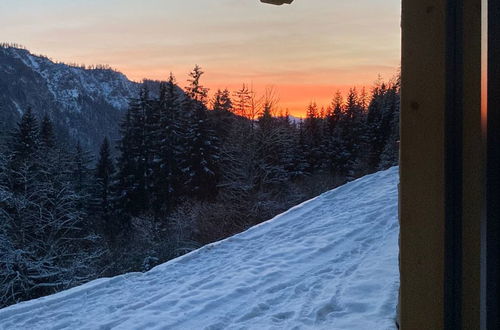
<box><xmin>0</xmin><ymin>110</ymin><xmax>102</xmax><ymax>306</ymax></box>
<box><xmin>0</xmin><ymin>66</ymin><xmax>399</xmax><ymax>308</ymax></box>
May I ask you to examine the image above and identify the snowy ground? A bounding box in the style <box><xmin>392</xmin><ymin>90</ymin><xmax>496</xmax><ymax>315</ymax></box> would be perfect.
<box><xmin>0</xmin><ymin>167</ymin><xmax>400</xmax><ymax>330</ymax></box>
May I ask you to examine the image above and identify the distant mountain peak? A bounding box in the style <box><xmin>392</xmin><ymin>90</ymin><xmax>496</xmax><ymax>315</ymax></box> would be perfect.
<box><xmin>0</xmin><ymin>45</ymin><xmax>150</xmax><ymax>153</ymax></box>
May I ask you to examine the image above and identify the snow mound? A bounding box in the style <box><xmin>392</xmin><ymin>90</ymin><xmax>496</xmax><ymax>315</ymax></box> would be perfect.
<box><xmin>0</xmin><ymin>167</ymin><xmax>400</xmax><ymax>330</ymax></box>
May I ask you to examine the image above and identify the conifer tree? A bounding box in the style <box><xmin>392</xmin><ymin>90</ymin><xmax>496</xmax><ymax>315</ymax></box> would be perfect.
<box><xmin>12</xmin><ymin>108</ymin><xmax>39</xmax><ymax>163</ymax></box>
<box><xmin>9</xmin><ymin>108</ymin><xmax>40</xmax><ymax>194</ymax></box>
<box><xmin>326</xmin><ymin>91</ymin><xmax>343</xmax><ymax>134</ymax></box>
<box><xmin>71</xmin><ymin>142</ymin><xmax>95</xmax><ymax>212</ymax></box>
<box><xmin>114</xmin><ymin>86</ymin><xmax>151</xmax><ymax>215</ymax></box>
<box><xmin>154</xmin><ymin>74</ymin><xmax>183</xmax><ymax>212</ymax></box>
<box><xmin>181</xmin><ymin>66</ymin><xmax>219</xmax><ymax>200</ymax></box>
<box><xmin>340</xmin><ymin>88</ymin><xmax>366</xmax><ymax>178</ymax></box>
<box><xmin>39</xmin><ymin>114</ymin><xmax>56</xmax><ymax>150</ymax></box>
<box><xmin>233</xmin><ymin>84</ymin><xmax>252</xmax><ymax>118</ymax></box>
<box><xmin>1</xmin><ymin>115</ymin><xmax>101</xmax><ymax>307</ymax></box>
<box><xmin>378</xmin><ymin>85</ymin><xmax>400</xmax><ymax>169</ymax></box>
<box><xmin>185</xmin><ymin>65</ymin><xmax>209</xmax><ymax>104</ymax></box>
<box><xmin>144</xmin><ymin>86</ymin><xmax>161</xmax><ymax>209</ymax></box>
<box><xmin>289</xmin><ymin>124</ymin><xmax>308</xmax><ymax>178</ymax></box>
<box><xmin>366</xmin><ymin>81</ymin><xmax>401</xmax><ymax>170</ymax></box>
<box><xmin>366</xmin><ymin>84</ymin><xmax>384</xmax><ymax>168</ymax></box>
<box><xmin>258</xmin><ymin>101</ymin><xmax>275</xmax><ymax>133</ymax></box>
<box><xmin>210</xmin><ymin>89</ymin><xmax>235</xmax><ymax>145</ymax></box>
<box><xmin>114</xmin><ymin>107</ymin><xmax>136</xmax><ymax>215</ymax></box>
<box><xmin>137</xmin><ymin>86</ymin><xmax>153</xmax><ymax>211</ymax></box>
<box><xmin>95</xmin><ymin>137</ymin><xmax>116</xmax><ymax>241</ymax></box>
<box><xmin>303</xmin><ymin>102</ymin><xmax>324</xmax><ymax>172</ymax></box>
<box><xmin>255</xmin><ymin>109</ymin><xmax>292</xmax><ymax>191</ymax></box>
<box><xmin>212</xmin><ymin>89</ymin><xmax>233</xmax><ymax>113</ymax></box>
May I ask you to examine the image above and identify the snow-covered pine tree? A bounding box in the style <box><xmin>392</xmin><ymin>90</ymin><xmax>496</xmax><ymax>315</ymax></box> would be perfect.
<box><xmin>255</xmin><ymin>103</ymin><xmax>292</xmax><ymax>192</ymax></box>
<box><xmin>39</xmin><ymin>114</ymin><xmax>56</xmax><ymax>150</ymax></box>
<box><xmin>209</xmin><ymin>89</ymin><xmax>236</xmax><ymax>149</ymax></box>
<box><xmin>154</xmin><ymin>73</ymin><xmax>183</xmax><ymax>213</ymax></box>
<box><xmin>258</xmin><ymin>97</ymin><xmax>275</xmax><ymax>133</ymax></box>
<box><xmin>135</xmin><ymin>86</ymin><xmax>153</xmax><ymax>211</ymax></box>
<box><xmin>212</xmin><ymin>89</ymin><xmax>233</xmax><ymax>113</ymax></box>
<box><xmin>144</xmin><ymin>86</ymin><xmax>161</xmax><ymax>212</ymax></box>
<box><xmin>181</xmin><ymin>66</ymin><xmax>219</xmax><ymax>200</ymax></box>
<box><xmin>94</xmin><ymin>137</ymin><xmax>117</xmax><ymax>242</ymax></box>
<box><xmin>6</xmin><ymin>108</ymin><xmax>40</xmax><ymax>200</ymax></box>
<box><xmin>339</xmin><ymin>88</ymin><xmax>366</xmax><ymax>179</ymax></box>
<box><xmin>324</xmin><ymin>91</ymin><xmax>346</xmax><ymax>176</ymax></box>
<box><xmin>366</xmin><ymin>79</ymin><xmax>400</xmax><ymax>171</ymax></box>
<box><xmin>326</xmin><ymin>91</ymin><xmax>343</xmax><ymax>136</ymax></box>
<box><xmin>114</xmin><ymin>106</ymin><xmax>136</xmax><ymax>216</ymax></box>
<box><xmin>302</xmin><ymin>102</ymin><xmax>324</xmax><ymax>173</ymax></box>
<box><xmin>114</xmin><ymin>86</ymin><xmax>151</xmax><ymax>216</ymax></box>
<box><xmin>10</xmin><ymin>108</ymin><xmax>39</xmax><ymax>170</ymax></box>
<box><xmin>217</xmin><ymin>117</ymin><xmax>259</xmax><ymax>213</ymax></box>
<box><xmin>185</xmin><ymin>65</ymin><xmax>209</xmax><ymax>105</ymax></box>
<box><xmin>366</xmin><ymin>82</ymin><xmax>389</xmax><ymax>170</ymax></box>
<box><xmin>70</xmin><ymin>142</ymin><xmax>95</xmax><ymax>214</ymax></box>
<box><xmin>378</xmin><ymin>84</ymin><xmax>400</xmax><ymax>169</ymax></box>
<box><xmin>1</xmin><ymin>115</ymin><xmax>101</xmax><ymax>308</ymax></box>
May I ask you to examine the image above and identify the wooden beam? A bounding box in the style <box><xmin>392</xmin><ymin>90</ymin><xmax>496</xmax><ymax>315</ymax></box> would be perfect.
<box><xmin>401</xmin><ymin>0</ymin><xmax>483</xmax><ymax>328</ymax></box>
<box><xmin>400</xmin><ymin>0</ymin><xmax>446</xmax><ymax>327</ymax></box>
<box><xmin>461</xmin><ymin>0</ymin><xmax>482</xmax><ymax>327</ymax></box>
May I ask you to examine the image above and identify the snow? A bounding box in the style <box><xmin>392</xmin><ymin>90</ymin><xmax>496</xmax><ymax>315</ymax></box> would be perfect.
<box><xmin>0</xmin><ymin>167</ymin><xmax>400</xmax><ymax>330</ymax></box>
<box><xmin>288</xmin><ymin>115</ymin><xmax>304</xmax><ymax>124</ymax></box>
<box><xmin>12</xmin><ymin>101</ymin><xmax>23</xmax><ymax>116</ymax></box>
<box><xmin>3</xmin><ymin>46</ymin><xmax>138</xmax><ymax>113</ymax></box>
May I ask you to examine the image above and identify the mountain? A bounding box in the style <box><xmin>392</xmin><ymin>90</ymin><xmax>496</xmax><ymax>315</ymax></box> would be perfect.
<box><xmin>288</xmin><ymin>115</ymin><xmax>303</xmax><ymax>124</ymax></box>
<box><xmin>0</xmin><ymin>45</ymin><xmax>150</xmax><ymax>154</ymax></box>
<box><xmin>0</xmin><ymin>167</ymin><xmax>400</xmax><ymax>329</ymax></box>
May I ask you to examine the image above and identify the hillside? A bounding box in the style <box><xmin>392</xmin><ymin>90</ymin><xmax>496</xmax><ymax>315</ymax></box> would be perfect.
<box><xmin>0</xmin><ymin>167</ymin><xmax>400</xmax><ymax>330</ymax></box>
<box><xmin>0</xmin><ymin>45</ymin><xmax>157</xmax><ymax>153</ymax></box>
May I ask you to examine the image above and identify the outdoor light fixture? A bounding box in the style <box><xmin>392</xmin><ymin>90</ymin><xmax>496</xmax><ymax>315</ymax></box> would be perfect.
<box><xmin>260</xmin><ymin>0</ymin><xmax>294</xmax><ymax>5</ymax></box>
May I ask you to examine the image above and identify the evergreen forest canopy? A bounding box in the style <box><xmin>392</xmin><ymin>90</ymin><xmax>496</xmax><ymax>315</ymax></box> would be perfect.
<box><xmin>0</xmin><ymin>65</ymin><xmax>400</xmax><ymax>308</ymax></box>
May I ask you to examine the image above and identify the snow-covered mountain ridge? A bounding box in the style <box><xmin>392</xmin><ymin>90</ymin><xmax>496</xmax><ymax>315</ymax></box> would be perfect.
<box><xmin>0</xmin><ymin>45</ymin><xmax>156</xmax><ymax>153</ymax></box>
<box><xmin>0</xmin><ymin>167</ymin><xmax>400</xmax><ymax>330</ymax></box>
<box><xmin>1</xmin><ymin>46</ymin><xmax>137</xmax><ymax>112</ymax></box>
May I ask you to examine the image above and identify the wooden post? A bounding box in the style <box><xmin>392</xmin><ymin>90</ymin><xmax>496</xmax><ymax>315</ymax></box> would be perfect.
<box><xmin>462</xmin><ymin>0</ymin><xmax>482</xmax><ymax>327</ymax></box>
<box><xmin>400</xmin><ymin>0</ymin><xmax>482</xmax><ymax>328</ymax></box>
<box><xmin>400</xmin><ymin>0</ymin><xmax>446</xmax><ymax>327</ymax></box>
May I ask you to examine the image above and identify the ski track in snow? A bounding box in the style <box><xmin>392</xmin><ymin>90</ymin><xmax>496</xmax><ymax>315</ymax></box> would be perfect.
<box><xmin>0</xmin><ymin>167</ymin><xmax>400</xmax><ymax>330</ymax></box>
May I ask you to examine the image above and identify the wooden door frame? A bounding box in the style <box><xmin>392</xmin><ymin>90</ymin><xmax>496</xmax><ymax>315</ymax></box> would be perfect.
<box><xmin>400</xmin><ymin>0</ymin><xmax>482</xmax><ymax>328</ymax></box>
<box><xmin>485</xmin><ymin>0</ymin><xmax>500</xmax><ymax>327</ymax></box>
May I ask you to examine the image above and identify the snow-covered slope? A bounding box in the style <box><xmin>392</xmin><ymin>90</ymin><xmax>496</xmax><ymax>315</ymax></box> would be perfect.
<box><xmin>0</xmin><ymin>167</ymin><xmax>400</xmax><ymax>330</ymax></box>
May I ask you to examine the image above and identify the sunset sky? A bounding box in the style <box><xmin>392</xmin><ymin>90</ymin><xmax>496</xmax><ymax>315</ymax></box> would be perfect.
<box><xmin>0</xmin><ymin>0</ymin><xmax>401</xmax><ymax>117</ymax></box>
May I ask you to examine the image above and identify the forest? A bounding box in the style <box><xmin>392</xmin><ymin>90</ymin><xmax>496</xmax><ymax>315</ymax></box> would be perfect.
<box><xmin>0</xmin><ymin>65</ymin><xmax>400</xmax><ymax>308</ymax></box>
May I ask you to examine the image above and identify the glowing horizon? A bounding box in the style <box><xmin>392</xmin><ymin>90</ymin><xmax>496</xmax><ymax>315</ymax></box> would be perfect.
<box><xmin>0</xmin><ymin>0</ymin><xmax>401</xmax><ymax>116</ymax></box>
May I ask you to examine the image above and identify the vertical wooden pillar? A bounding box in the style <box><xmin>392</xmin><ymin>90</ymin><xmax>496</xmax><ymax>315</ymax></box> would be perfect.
<box><xmin>462</xmin><ymin>0</ymin><xmax>482</xmax><ymax>327</ymax></box>
<box><xmin>400</xmin><ymin>0</ymin><xmax>483</xmax><ymax>328</ymax></box>
<box><xmin>485</xmin><ymin>0</ymin><xmax>500</xmax><ymax>326</ymax></box>
<box><xmin>400</xmin><ymin>0</ymin><xmax>446</xmax><ymax>327</ymax></box>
